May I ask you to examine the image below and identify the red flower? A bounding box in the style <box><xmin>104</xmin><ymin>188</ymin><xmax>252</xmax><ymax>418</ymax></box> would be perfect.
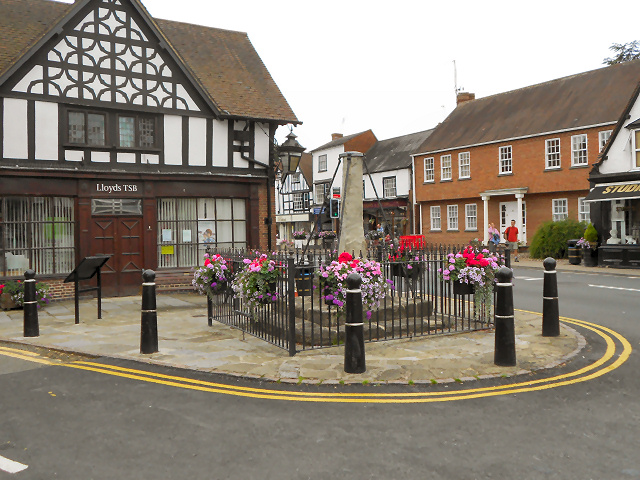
<box><xmin>338</xmin><ymin>252</ymin><xmax>353</xmax><ymax>263</ymax></box>
<box><xmin>204</xmin><ymin>258</ymin><xmax>211</xmax><ymax>266</ymax></box>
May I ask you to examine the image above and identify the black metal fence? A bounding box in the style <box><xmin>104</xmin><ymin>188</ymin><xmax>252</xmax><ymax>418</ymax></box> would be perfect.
<box><xmin>205</xmin><ymin>244</ymin><xmax>507</xmax><ymax>356</ymax></box>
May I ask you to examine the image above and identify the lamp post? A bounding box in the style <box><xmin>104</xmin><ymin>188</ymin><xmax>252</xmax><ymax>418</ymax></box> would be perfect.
<box><xmin>272</xmin><ymin>129</ymin><xmax>305</xmax><ymax>250</ymax></box>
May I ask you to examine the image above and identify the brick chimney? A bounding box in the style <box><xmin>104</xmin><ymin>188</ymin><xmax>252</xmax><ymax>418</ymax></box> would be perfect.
<box><xmin>456</xmin><ymin>92</ymin><xmax>475</xmax><ymax>105</ymax></box>
<box><xmin>331</xmin><ymin>133</ymin><xmax>343</xmax><ymax>141</ymax></box>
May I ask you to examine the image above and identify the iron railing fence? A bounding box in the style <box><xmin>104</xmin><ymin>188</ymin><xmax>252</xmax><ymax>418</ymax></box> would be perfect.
<box><xmin>205</xmin><ymin>244</ymin><xmax>508</xmax><ymax>356</ymax></box>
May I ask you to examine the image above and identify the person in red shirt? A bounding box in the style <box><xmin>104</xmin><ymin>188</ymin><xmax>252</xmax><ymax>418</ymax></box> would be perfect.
<box><xmin>504</xmin><ymin>219</ymin><xmax>519</xmax><ymax>262</ymax></box>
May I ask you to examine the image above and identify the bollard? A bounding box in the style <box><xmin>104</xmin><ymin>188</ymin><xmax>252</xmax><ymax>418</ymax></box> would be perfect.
<box><xmin>344</xmin><ymin>273</ymin><xmax>366</xmax><ymax>373</ymax></box>
<box><xmin>494</xmin><ymin>266</ymin><xmax>516</xmax><ymax>366</ymax></box>
<box><xmin>140</xmin><ymin>269</ymin><xmax>158</xmax><ymax>354</ymax></box>
<box><xmin>542</xmin><ymin>257</ymin><xmax>560</xmax><ymax>337</ymax></box>
<box><xmin>207</xmin><ymin>295</ymin><xmax>213</xmax><ymax>327</ymax></box>
<box><xmin>504</xmin><ymin>247</ymin><xmax>511</xmax><ymax>269</ymax></box>
<box><xmin>23</xmin><ymin>269</ymin><xmax>39</xmax><ymax>337</ymax></box>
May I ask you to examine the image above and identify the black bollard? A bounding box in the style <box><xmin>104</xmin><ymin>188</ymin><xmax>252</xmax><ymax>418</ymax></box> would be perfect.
<box><xmin>494</xmin><ymin>266</ymin><xmax>516</xmax><ymax>366</ymax></box>
<box><xmin>140</xmin><ymin>269</ymin><xmax>158</xmax><ymax>354</ymax></box>
<box><xmin>542</xmin><ymin>257</ymin><xmax>560</xmax><ymax>337</ymax></box>
<box><xmin>23</xmin><ymin>269</ymin><xmax>39</xmax><ymax>337</ymax></box>
<box><xmin>504</xmin><ymin>247</ymin><xmax>511</xmax><ymax>269</ymax></box>
<box><xmin>344</xmin><ymin>273</ymin><xmax>366</xmax><ymax>373</ymax></box>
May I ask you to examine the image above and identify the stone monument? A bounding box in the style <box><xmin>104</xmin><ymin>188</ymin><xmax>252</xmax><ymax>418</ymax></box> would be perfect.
<box><xmin>337</xmin><ymin>151</ymin><xmax>367</xmax><ymax>255</ymax></box>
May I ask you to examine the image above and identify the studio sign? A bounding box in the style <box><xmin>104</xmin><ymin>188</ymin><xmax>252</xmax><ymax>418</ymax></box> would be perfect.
<box><xmin>601</xmin><ymin>184</ymin><xmax>640</xmax><ymax>194</ymax></box>
<box><xmin>95</xmin><ymin>183</ymin><xmax>139</xmax><ymax>193</ymax></box>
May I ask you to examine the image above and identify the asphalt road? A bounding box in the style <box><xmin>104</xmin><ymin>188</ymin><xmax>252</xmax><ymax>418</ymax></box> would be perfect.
<box><xmin>1</xmin><ymin>266</ymin><xmax>639</xmax><ymax>480</ymax></box>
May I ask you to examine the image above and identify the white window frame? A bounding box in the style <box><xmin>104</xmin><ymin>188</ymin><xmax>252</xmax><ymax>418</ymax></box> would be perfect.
<box><xmin>599</xmin><ymin>130</ymin><xmax>612</xmax><ymax>152</ymax></box>
<box><xmin>318</xmin><ymin>154</ymin><xmax>327</xmax><ymax>172</ymax></box>
<box><xmin>447</xmin><ymin>204</ymin><xmax>458</xmax><ymax>230</ymax></box>
<box><xmin>578</xmin><ymin>197</ymin><xmax>590</xmax><ymax>223</ymax></box>
<box><xmin>383</xmin><ymin>176</ymin><xmax>397</xmax><ymax>198</ymax></box>
<box><xmin>552</xmin><ymin>198</ymin><xmax>568</xmax><ymax>221</ymax></box>
<box><xmin>314</xmin><ymin>183</ymin><xmax>328</xmax><ymax>205</ymax></box>
<box><xmin>545</xmin><ymin>138</ymin><xmax>561</xmax><ymax>169</ymax></box>
<box><xmin>424</xmin><ymin>157</ymin><xmax>435</xmax><ymax>183</ymax></box>
<box><xmin>292</xmin><ymin>192</ymin><xmax>304</xmax><ymax>210</ymax></box>
<box><xmin>634</xmin><ymin>130</ymin><xmax>640</xmax><ymax>169</ymax></box>
<box><xmin>441</xmin><ymin>155</ymin><xmax>452</xmax><ymax>181</ymax></box>
<box><xmin>571</xmin><ymin>134</ymin><xmax>588</xmax><ymax>166</ymax></box>
<box><xmin>499</xmin><ymin>145</ymin><xmax>512</xmax><ymax>174</ymax></box>
<box><xmin>430</xmin><ymin>206</ymin><xmax>441</xmax><ymax>231</ymax></box>
<box><xmin>458</xmin><ymin>152</ymin><xmax>470</xmax><ymax>179</ymax></box>
<box><xmin>465</xmin><ymin>203</ymin><xmax>477</xmax><ymax>231</ymax></box>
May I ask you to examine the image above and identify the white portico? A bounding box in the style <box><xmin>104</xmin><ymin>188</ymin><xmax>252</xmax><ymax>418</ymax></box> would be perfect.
<box><xmin>480</xmin><ymin>188</ymin><xmax>528</xmax><ymax>245</ymax></box>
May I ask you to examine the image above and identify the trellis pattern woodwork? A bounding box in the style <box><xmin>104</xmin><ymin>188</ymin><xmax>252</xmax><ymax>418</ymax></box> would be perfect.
<box><xmin>11</xmin><ymin>0</ymin><xmax>201</xmax><ymax>112</ymax></box>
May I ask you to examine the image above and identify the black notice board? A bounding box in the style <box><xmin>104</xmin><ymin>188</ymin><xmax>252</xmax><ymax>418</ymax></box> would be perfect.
<box><xmin>64</xmin><ymin>255</ymin><xmax>111</xmax><ymax>283</ymax></box>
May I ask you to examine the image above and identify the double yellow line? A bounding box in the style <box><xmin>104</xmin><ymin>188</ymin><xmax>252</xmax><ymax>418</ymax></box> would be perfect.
<box><xmin>0</xmin><ymin>315</ymin><xmax>631</xmax><ymax>403</ymax></box>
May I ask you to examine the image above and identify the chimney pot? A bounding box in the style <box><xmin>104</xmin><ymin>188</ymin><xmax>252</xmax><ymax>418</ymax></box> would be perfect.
<box><xmin>456</xmin><ymin>92</ymin><xmax>475</xmax><ymax>105</ymax></box>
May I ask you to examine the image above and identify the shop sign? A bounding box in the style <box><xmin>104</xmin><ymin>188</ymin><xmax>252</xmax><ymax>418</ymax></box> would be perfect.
<box><xmin>94</xmin><ymin>182</ymin><xmax>140</xmax><ymax>194</ymax></box>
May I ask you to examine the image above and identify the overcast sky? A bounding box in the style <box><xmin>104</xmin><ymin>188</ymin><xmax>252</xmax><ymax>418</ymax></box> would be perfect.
<box><xmin>65</xmin><ymin>0</ymin><xmax>639</xmax><ymax>151</ymax></box>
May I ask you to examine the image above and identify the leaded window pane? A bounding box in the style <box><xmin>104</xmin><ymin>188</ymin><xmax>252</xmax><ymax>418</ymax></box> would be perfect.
<box><xmin>87</xmin><ymin>113</ymin><xmax>105</xmax><ymax>146</ymax></box>
<box><xmin>119</xmin><ymin>116</ymin><xmax>135</xmax><ymax>147</ymax></box>
<box><xmin>138</xmin><ymin>117</ymin><xmax>155</xmax><ymax>148</ymax></box>
<box><xmin>68</xmin><ymin>112</ymin><xmax>85</xmax><ymax>144</ymax></box>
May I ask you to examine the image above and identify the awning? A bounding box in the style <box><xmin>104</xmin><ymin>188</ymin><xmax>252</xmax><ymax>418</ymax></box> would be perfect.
<box><xmin>584</xmin><ymin>182</ymin><xmax>640</xmax><ymax>202</ymax></box>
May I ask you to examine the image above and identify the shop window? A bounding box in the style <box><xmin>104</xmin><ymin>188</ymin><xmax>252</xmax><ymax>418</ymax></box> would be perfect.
<box><xmin>0</xmin><ymin>196</ymin><xmax>75</xmax><ymax>276</ymax></box>
<box><xmin>430</xmin><ymin>206</ymin><xmax>441</xmax><ymax>231</ymax></box>
<box><xmin>157</xmin><ymin>198</ymin><xmax>247</xmax><ymax>268</ymax></box>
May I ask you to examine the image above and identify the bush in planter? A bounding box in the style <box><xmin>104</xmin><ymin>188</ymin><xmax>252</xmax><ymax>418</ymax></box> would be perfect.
<box><xmin>584</xmin><ymin>223</ymin><xmax>598</xmax><ymax>245</ymax></box>
<box><xmin>529</xmin><ymin>219</ymin><xmax>588</xmax><ymax>259</ymax></box>
<box><xmin>0</xmin><ymin>280</ymin><xmax>51</xmax><ymax>309</ymax></box>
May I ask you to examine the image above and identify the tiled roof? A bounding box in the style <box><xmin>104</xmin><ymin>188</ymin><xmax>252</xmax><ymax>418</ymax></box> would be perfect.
<box><xmin>364</xmin><ymin>129</ymin><xmax>434</xmax><ymax>174</ymax></box>
<box><xmin>310</xmin><ymin>131</ymin><xmax>372</xmax><ymax>153</ymax></box>
<box><xmin>418</xmin><ymin>60</ymin><xmax>640</xmax><ymax>154</ymax></box>
<box><xmin>0</xmin><ymin>0</ymin><xmax>298</xmax><ymax>123</ymax></box>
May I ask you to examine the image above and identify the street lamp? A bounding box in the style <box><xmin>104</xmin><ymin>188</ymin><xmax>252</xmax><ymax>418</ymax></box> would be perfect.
<box><xmin>278</xmin><ymin>129</ymin><xmax>305</xmax><ymax>178</ymax></box>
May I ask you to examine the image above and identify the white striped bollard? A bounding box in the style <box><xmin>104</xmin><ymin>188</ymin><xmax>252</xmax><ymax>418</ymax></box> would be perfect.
<box><xmin>344</xmin><ymin>273</ymin><xmax>366</xmax><ymax>374</ymax></box>
<box><xmin>542</xmin><ymin>257</ymin><xmax>560</xmax><ymax>337</ymax></box>
<box><xmin>23</xmin><ymin>269</ymin><xmax>39</xmax><ymax>337</ymax></box>
<box><xmin>140</xmin><ymin>269</ymin><xmax>158</xmax><ymax>354</ymax></box>
<box><xmin>494</xmin><ymin>266</ymin><xmax>516</xmax><ymax>366</ymax></box>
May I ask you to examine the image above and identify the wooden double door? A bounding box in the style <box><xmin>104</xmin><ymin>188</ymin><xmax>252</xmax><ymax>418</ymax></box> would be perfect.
<box><xmin>89</xmin><ymin>217</ymin><xmax>144</xmax><ymax>297</ymax></box>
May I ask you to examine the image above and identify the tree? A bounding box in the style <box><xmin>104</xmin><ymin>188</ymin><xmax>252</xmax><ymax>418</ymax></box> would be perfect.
<box><xmin>603</xmin><ymin>41</ymin><xmax>640</xmax><ymax>65</ymax></box>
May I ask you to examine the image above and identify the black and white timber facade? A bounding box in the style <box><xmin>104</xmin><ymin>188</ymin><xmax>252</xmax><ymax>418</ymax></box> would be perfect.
<box><xmin>0</xmin><ymin>0</ymin><xmax>298</xmax><ymax>296</ymax></box>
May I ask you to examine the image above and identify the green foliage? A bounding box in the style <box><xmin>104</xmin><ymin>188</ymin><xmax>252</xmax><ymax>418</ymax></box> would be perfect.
<box><xmin>603</xmin><ymin>41</ymin><xmax>640</xmax><ymax>65</ymax></box>
<box><xmin>0</xmin><ymin>280</ymin><xmax>51</xmax><ymax>307</ymax></box>
<box><xmin>584</xmin><ymin>223</ymin><xmax>598</xmax><ymax>244</ymax></box>
<box><xmin>529</xmin><ymin>219</ymin><xmax>588</xmax><ymax>259</ymax></box>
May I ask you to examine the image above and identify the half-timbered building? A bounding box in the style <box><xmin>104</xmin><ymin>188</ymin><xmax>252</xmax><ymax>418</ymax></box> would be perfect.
<box><xmin>0</xmin><ymin>0</ymin><xmax>298</xmax><ymax>297</ymax></box>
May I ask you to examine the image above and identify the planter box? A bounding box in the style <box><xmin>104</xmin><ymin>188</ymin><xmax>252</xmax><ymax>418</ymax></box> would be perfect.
<box><xmin>453</xmin><ymin>282</ymin><xmax>474</xmax><ymax>296</ymax></box>
<box><xmin>582</xmin><ymin>247</ymin><xmax>598</xmax><ymax>267</ymax></box>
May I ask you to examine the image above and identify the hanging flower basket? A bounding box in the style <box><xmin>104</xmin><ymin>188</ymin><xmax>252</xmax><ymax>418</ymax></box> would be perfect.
<box><xmin>402</xmin><ymin>263</ymin><xmax>422</xmax><ymax>280</ymax></box>
<box><xmin>192</xmin><ymin>253</ymin><xmax>229</xmax><ymax>299</ymax></box>
<box><xmin>231</xmin><ymin>253</ymin><xmax>281</xmax><ymax>308</ymax></box>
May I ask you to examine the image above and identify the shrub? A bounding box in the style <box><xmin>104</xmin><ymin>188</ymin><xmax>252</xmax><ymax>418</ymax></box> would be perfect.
<box><xmin>529</xmin><ymin>219</ymin><xmax>588</xmax><ymax>259</ymax></box>
<box><xmin>0</xmin><ymin>280</ymin><xmax>51</xmax><ymax>308</ymax></box>
<box><xmin>584</xmin><ymin>223</ymin><xmax>599</xmax><ymax>245</ymax></box>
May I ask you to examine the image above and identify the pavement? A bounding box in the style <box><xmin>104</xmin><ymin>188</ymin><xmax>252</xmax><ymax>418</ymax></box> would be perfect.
<box><xmin>0</xmin><ymin>257</ymin><xmax>625</xmax><ymax>385</ymax></box>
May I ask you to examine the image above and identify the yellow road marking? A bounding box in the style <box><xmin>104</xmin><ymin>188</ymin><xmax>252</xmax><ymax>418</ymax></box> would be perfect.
<box><xmin>0</xmin><ymin>314</ymin><xmax>632</xmax><ymax>403</ymax></box>
<box><xmin>0</xmin><ymin>346</ymin><xmax>58</xmax><ymax>365</ymax></box>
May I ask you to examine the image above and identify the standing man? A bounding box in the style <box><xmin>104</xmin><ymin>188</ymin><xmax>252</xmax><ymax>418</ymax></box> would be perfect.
<box><xmin>504</xmin><ymin>219</ymin><xmax>519</xmax><ymax>262</ymax></box>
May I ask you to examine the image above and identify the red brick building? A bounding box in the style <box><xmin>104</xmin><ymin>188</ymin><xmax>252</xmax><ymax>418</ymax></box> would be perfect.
<box><xmin>413</xmin><ymin>61</ymin><xmax>640</xmax><ymax>246</ymax></box>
